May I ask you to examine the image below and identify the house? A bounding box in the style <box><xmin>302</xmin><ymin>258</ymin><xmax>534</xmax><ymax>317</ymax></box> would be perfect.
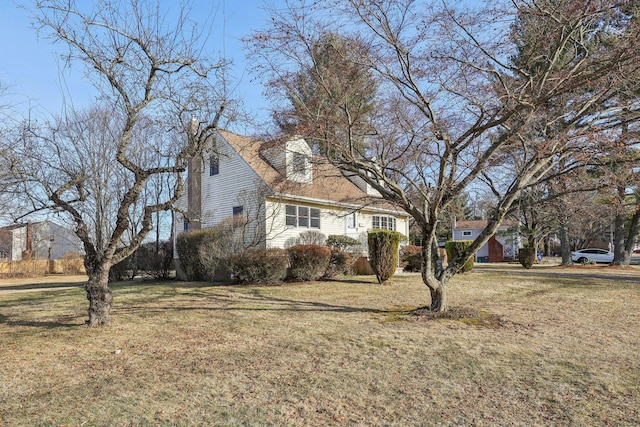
<box><xmin>0</xmin><ymin>221</ymin><xmax>83</xmax><ymax>261</ymax></box>
<box><xmin>173</xmin><ymin>130</ymin><xmax>410</xmax><ymax>271</ymax></box>
<box><xmin>452</xmin><ymin>219</ymin><xmax>520</xmax><ymax>262</ymax></box>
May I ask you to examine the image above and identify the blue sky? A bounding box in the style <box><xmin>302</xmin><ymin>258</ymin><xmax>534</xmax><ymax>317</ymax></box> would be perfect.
<box><xmin>0</xmin><ymin>0</ymin><xmax>273</xmax><ymax>132</ymax></box>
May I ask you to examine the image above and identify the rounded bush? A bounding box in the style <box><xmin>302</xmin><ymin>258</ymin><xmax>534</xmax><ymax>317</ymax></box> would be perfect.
<box><xmin>287</xmin><ymin>244</ymin><xmax>332</xmax><ymax>281</ymax></box>
<box><xmin>400</xmin><ymin>245</ymin><xmax>422</xmax><ymax>272</ymax></box>
<box><xmin>229</xmin><ymin>248</ymin><xmax>289</xmax><ymax>285</ymax></box>
<box><xmin>323</xmin><ymin>247</ymin><xmax>353</xmax><ymax>278</ymax></box>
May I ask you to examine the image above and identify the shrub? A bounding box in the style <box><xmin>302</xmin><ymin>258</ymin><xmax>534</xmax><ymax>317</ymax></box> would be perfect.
<box><xmin>136</xmin><ymin>241</ymin><xmax>173</xmax><ymax>279</ymax></box>
<box><xmin>324</xmin><ymin>248</ymin><xmax>353</xmax><ymax>278</ymax></box>
<box><xmin>518</xmin><ymin>247</ymin><xmax>536</xmax><ymax>269</ymax></box>
<box><xmin>284</xmin><ymin>230</ymin><xmax>327</xmax><ymax>248</ymax></box>
<box><xmin>59</xmin><ymin>252</ymin><xmax>86</xmax><ymax>274</ymax></box>
<box><xmin>445</xmin><ymin>240</ymin><xmax>475</xmax><ymax>273</ymax></box>
<box><xmin>109</xmin><ymin>252</ymin><xmax>137</xmax><ymax>282</ymax></box>
<box><xmin>287</xmin><ymin>244</ymin><xmax>332</xmax><ymax>281</ymax></box>
<box><xmin>326</xmin><ymin>235</ymin><xmax>362</xmax><ymax>253</ymax></box>
<box><xmin>367</xmin><ymin>230</ymin><xmax>403</xmax><ymax>284</ymax></box>
<box><xmin>176</xmin><ymin>229</ymin><xmax>216</xmax><ymax>281</ymax></box>
<box><xmin>198</xmin><ymin>217</ymin><xmax>248</xmax><ymax>280</ymax></box>
<box><xmin>400</xmin><ymin>245</ymin><xmax>422</xmax><ymax>272</ymax></box>
<box><xmin>229</xmin><ymin>248</ymin><xmax>289</xmax><ymax>284</ymax></box>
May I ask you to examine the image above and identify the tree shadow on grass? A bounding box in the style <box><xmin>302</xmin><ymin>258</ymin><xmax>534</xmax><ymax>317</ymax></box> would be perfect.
<box><xmin>0</xmin><ymin>313</ymin><xmax>82</xmax><ymax>328</ymax></box>
<box><xmin>115</xmin><ymin>289</ymin><xmax>389</xmax><ymax>316</ymax></box>
<box><xmin>0</xmin><ymin>282</ymin><xmax>85</xmax><ymax>292</ymax></box>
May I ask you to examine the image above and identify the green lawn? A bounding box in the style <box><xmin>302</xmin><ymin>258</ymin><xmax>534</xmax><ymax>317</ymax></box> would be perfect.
<box><xmin>1</xmin><ymin>263</ymin><xmax>638</xmax><ymax>426</ymax></box>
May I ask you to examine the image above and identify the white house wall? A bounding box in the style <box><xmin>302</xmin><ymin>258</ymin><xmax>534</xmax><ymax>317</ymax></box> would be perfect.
<box><xmin>175</xmin><ymin>139</ymin><xmax>265</xmax><ymax>238</ymax></box>
<box><xmin>452</xmin><ymin>228</ymin><xmax>489</xmax><ymax>258</ymax></box>
<box><xmin>265</xmin><ymin>198</ymin><xmax>408</xmax><ymax>250</ymax></box>
<box><xmin>9</xmin><ymin>222</ymin><xmax>82</xmax><ymax>261</ymax></box>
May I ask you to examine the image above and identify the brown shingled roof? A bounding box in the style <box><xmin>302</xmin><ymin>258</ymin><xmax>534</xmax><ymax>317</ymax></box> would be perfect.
<box><xmin>454</xmin><ymin>220</ymin><xmax>489</xmax><ymax>230</ymax></box>
<box><xmin>218</xmin><ymin>130</ymin><xmax>406</xmax><ymax>215</ymax></box>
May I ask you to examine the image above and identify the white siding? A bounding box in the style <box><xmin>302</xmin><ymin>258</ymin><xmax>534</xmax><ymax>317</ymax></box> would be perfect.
<box><xmin>200</xmin><ymin>142</ymin><xmax>263</xmax><ymax>227</ymax></box>
<box><xmin>261</xmin><ymin>138</ymin><xmax>313</xmax><ymax>184</ymax></box>
<box><xmin>453</xmin><ymin>228</ymin><xmax>489</xmax><ymax>258</ymax></box>
<box><xmin>265</xmin><ymin>198</ymin><xmax>409</xmax><ymax>250</ymax></box>
<box><xmin>174</xmin><ymin>136</ymin><xmax>268</xmax><ymax>250</ymax></box>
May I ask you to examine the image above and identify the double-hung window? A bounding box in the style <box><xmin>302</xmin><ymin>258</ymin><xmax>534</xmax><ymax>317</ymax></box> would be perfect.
<box><xmin>285</xmin><ymin>205</ymin><xmax>320</xmax><ymax>229</ymax></box>
<box><xmin>209</xmin><ymin>154</ymin><xmax>219</xmax><ymax>176</ymax></box>
<box><xmin>372</xmin><ymin>215</ymin><xmax>396</xmax><ymax>231</ymax></box>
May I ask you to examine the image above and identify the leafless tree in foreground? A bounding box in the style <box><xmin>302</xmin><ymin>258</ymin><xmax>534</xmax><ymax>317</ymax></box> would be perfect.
<box><xmin>6</xmin><ymin>0</ymin><xmax>232</xmax><ymax>325</ymax></box>
<box><xmin>250</xmin><ymin>0</ymin><xmax>640</xmax><ymax>311</ymax></box>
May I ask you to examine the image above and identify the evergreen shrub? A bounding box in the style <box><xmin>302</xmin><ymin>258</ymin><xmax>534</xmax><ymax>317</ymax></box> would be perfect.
<box><xmin>444</xmin><ymin>240</ymin><xmax>475</xmax><ymax>273</ymax></box>
<box><xmin>176</xmin><ymin>229</ymin><xmax>216</xmax><ymax>281</ymax></box>
<box><xmin>367</xmin><ymin>229</ymin><xmax>403</xmax><ymax>284</ymax></box>
<box><xmin>518</xmin><ymin>247</ymin><xmax>536</xmax><ymax>269</ymax></box>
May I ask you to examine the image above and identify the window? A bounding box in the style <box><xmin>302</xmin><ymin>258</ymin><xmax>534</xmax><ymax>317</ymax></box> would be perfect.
<box><xmin>347</xmin><ymin>212</ymin><xmax>357</xmax><ymax>229</ymax></box>
<box><xmin>293</xmin><ymin>152</ymin><xmax>306</xmax><ymax>173</ymax></box>
<box><xmin>286</xmin><ymin>205</ymin><xmax>297</xmax><ymax>226</ymax></box>
<box><xmin>462</xmin><ymin>231</ymin><xmax>472</xmax><ymax>237</ymax></box>
<box><xmin>183</xmin><ymin>220</ymin><xmax>189</xmax><ymax>231</ymax></box>
<box><xmin>285</xmin><ymin>205</ymin><xmax>320</xmax><ymax>229</ymax></box>
<box><xmin>209</xmin><ymin>154</ymin><xmax>219</xmax><ymax>176</ymax></box>
<box><xmin>310</xmin><ymin>208</ymin><xmax>320</xmax><ymax>228</ymax></box>
<box><xmin>233</xmin><ymin>206</ymin><xmax>244</xmax><ymax>216</ymax></box>
<box><xmin>372</xmin><ymin>215</ymin><xmax>396</xmax><ymax>231</ymax></box>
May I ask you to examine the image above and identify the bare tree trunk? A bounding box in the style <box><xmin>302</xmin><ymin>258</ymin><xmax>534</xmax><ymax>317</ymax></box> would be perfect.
<box><xmin>612</xmin><ymin>186</ymin><xmax>629</xmax><ymax>266</ymax></box>
<box><xmin>420</xmin><ymin>233</ymin><xmax>448</xmax><ymax>312</ymax></box>
<box><xmin>84</xmin><ymin>265</ymin><xmax>112</xmax><ymax>326</ymax></box>
<box><xmin>558</xmin><ymin>219</ymin><xmax>573</xmax><ymax>266</ymax></box>
<box><xmin>427</xmin><ymin>279</ymin><xmax>448</xmax><ymax>312</ymax></box>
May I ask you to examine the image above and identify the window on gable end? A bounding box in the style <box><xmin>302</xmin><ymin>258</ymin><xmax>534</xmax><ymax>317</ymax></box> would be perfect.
<box><xmin>209</xmin><ymin>154</ymin><xmax>219</xmax><ymax>176</ymax></box>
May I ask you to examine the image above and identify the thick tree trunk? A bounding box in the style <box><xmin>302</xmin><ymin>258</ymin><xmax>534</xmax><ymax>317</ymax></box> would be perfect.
<box><xmin>428</xmin><ymin>283</ymin><xmax>448</xmax><ymax>312</ymax></box>
<box><xmin>558</xmin><ymin>219</ymin><xmax>573</xmax><ymax>266</ymax></box>
<box><xmin>612</xmin><ymin>197</ymin><xmax>628</xmax><ymax>266</ymax></box>
<box><xmin>84</xmin><ymin>266</ymin><xmax>112</xmax><ymax>326</ymax></box>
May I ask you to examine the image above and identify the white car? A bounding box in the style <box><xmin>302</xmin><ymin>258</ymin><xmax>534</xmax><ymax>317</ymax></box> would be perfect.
<box><xmin>570</xmin><ymin>248</ymin><xmax>614</xmax><ymax>264</ymax></box>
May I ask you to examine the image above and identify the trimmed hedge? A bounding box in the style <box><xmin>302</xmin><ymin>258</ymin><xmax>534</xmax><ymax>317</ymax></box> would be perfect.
<box><xmin>368</xmin><ymin>229</ymin><xmax>403</xmax><ymax>284</ymax></box>
<box><xmin>229</xmin><ymin>248</ymin><xmax>289</xmax><ymax>284</ymax></box>
<box><xmin>287</xmin><ymin>244</ymin><xmax>332</xmax><ymax>281</ymax></box>
<box><xmin>444</xmin><ymin>240</ymin><xmax>475</xmax><ymax>273</ymax></box>
<box><xmin>176</xmin><ymin>229</ymin><xmax>217</xmax><ymax>281</ymax></box>
<box><xmin>518</xmin><ymin>247</ymin><xmax>536</xmax><ymax>269</ymax></box>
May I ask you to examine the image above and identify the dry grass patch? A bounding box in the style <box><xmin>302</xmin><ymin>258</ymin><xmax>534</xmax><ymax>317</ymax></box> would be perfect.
<box><xmin>0</xmin><ymin>264</ymin><xmax>638</xmax><ymax>426</ymax></box>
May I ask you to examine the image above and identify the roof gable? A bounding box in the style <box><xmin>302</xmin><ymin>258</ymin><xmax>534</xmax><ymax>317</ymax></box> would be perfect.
<box><xmin>217</xmin><ymin>130</ymin><xmax>405</xmax><ymax>215</ymax></box>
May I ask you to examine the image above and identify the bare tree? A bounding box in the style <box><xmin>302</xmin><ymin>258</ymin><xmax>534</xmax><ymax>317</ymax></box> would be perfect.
<box><xmin>250</xmin><ymin>0</ymin><xmax>639</xmax><ymax>311</ymax></box>
<box><xmin>6</xmin><ymin>0</ymin><xmax>231</xmax><ymax>325</ymax></box>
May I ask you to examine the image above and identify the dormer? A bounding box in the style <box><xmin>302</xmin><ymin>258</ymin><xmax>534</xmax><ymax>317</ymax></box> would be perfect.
<box><xmin>261</xmin><ymin>137</ymin><xmax>313</xmax><ymax>184</ymax></box>
<box><xmin>344</xmin><ymin>171</ymin><xmax>382</xmax><ymax>197</ymax></box>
